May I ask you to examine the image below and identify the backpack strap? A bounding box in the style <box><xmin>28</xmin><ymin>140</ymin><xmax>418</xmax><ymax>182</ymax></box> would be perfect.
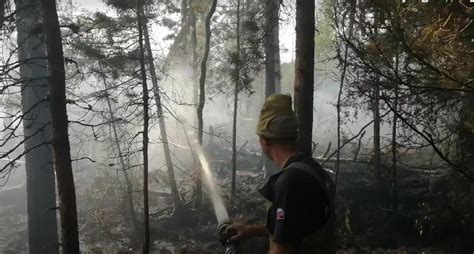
<box><xmin>286</xmin><ymin>161</ymin><xmax>335</xmax><ymax>221</ymax></box>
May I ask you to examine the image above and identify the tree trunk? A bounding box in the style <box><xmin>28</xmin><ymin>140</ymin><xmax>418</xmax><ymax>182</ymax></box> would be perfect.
<box><xmin>322</xmin><ymin>141</ymin><xmax>331</xmax><ymax>158</ymax></box>
<box><xmin>231</xmin><ymin>0</ymin><xmax>241</xmax><ymax>198</ymax></box>
<box><xmin>274</xmin><ymin>35</ymin><xmax>281</xmax><ymax>94</ymax></box>
<box><xmin>99</xmin><ymin>67</ymin><xmax>139</xmax><ymax>234</ymax></box>
<box><xmin>391</xmin><ymin>87</ymin><xmax>398</xmax><ymax>210</ymax></box>
<box><xmin>196</xmin><ymin>0</ymin><xmax>217</xmax><ymax>205</ymax></box>
<box><xmin>142</xmin><ymin>6</ymin><xmax>183</xmax><ymax>211</ymax></box>
<box><xmin>231</xmin><ymin>85</ymin><xmax>238</xmax><ymax>198</ymax></box>
<box><xmin>391</xmin><ymin>46</ymin><xmax>400</xmax><ymax>210</ymax></box>
<box><xmin>335</xmin><ymin>0</ymin><xmax>355</xmax><ymax>187</ymax></box>
<box><xmin>264</xmin><ymin>0</ymin><xmax>280</xmax><ymax>98</ymax></box>
<box><xmin>373</xmin><ymin>79</ymin><xmax>381</xmax><ymax>182</ymax></box>
<box><xmin>189</xmin><ymin>0</ymin><xmax>202</xmax><ymax>208</ymax></box>
<box><xmin>16</xmin><ymin>0</ymin><xmax>59</xmax><ymax>252</ymax></box>
<box><xmin>294</xmin><ymin>0</ymin><xmax>315</xmax><ymax>155</ymax></box>
<box><xmin>137</xmin><ymin>0</ymin><xmax>150</xmax><ymax>252</ymax></box>
<box><xmin>353</xmin><ymin>131</ymin><xmax>365</xmax><ymax>161</ymax></box>
<box><xmin>0</xmin><ymin>0</ymin><xmax>6</xmax><ymax>31</ymax></box>
<box><xmin>180</xmin><ymin>0</ymin><xmax>188</xmax><ymax>26</ymax></box>
<box><xmin>190</xmin><ymin>1</ymin><xmax>198</xmax><ymax>116</ymax></box>
<box><xmin>263</xmin><ymin>0</ymin><xmax>280</xmax><ymax>177</ymax></box>
<box><xmin>372</xmin><ymin>14</ymin><xmax>382</xmax><ymax>184</ymax></box>
<box><xmin>197</xmin><ymin>0</ymin><xmax>216</xmax><ymax>159</ymax></box>
<box><xmin>39</xmin><ymin>0</ymin><xmax>79</xmax><ymax>252</ymax></box>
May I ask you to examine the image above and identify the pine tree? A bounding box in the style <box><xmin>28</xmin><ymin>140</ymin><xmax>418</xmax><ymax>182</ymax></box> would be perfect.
<box><xmin>39</xmin><ymin>0</ymin><xmax>80</xmax><ymax>252</ymax></box>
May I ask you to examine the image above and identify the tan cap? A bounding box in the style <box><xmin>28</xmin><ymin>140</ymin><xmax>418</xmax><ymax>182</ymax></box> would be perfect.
<box><xmin>256</xmin><ymin>94</ymin><xmax>298</xmax><ymax>139</ymax></box>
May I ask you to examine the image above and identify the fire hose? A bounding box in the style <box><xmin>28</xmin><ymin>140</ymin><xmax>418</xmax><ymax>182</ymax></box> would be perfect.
<box><xmin>217</xmin><ymin>220</ymin><xmax>241</xmax><ymax>254</ymax></box>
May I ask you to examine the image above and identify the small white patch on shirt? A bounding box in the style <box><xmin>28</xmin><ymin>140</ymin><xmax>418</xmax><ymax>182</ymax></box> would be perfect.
<box><xmin>276</xmin><ymin>208</ymin><xmax>285</xmax><ymax>220</ymax></box>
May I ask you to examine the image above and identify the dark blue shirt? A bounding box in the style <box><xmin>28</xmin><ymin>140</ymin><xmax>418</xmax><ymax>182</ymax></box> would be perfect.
<box><xmin>259</xmin><ymin>154</ymin><xmax>331</xmax><ymax>247</ymax></box>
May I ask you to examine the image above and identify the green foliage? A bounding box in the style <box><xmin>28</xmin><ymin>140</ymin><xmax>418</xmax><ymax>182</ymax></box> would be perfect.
<box><xmin>71</xmin><ymin>10</ymin><xmax>141</xmax><ymax>77</ymax></box>
<box><xmin>331</xmin><ymin>0</ymin><xmax>474</xmax><ymax>248</ymax></box>
<box><xmin>241</xmin><ymin>20</ymin><xmax>259</xmax><ymax>34</ymax></box>
<box><xmin>72</xmin><ymin>41</ymin><xmax>105</xmax><ymax>60</ymax></box>
<box><xmin>333</xmin><ymin>0</ymin><xmax>473</xmax><ymax>164</ymax></box>
<box><xmin>315</xmin><ymin>0</ymin><xmax>336</xmax><ymax>63</ymax></box>
<box><xmin>105</xmin><ymin>0</ymin><xmax>138</xmax><ymax>10</ymax></box>
<box><xmin>161</xmin><ymin>17</ymin><xmax>177</xmax><ymax>29</ymax></box>
<box><xmin>208</xmin><ymin>0</ymin><xmax>264</xmax><ymax>95</ymax></box>
<box><xmin>104</xmin><ymin>0</ymin><xmax>153</xmax><ymax>11</ymax></box>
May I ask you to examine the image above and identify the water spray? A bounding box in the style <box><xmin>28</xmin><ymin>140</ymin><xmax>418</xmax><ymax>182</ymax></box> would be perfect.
<box><xmin>190</xmin><ymin>139</ymin><xmax>240</xmax><ymax>253</ymax></box>
<box><xmin>190</xmin><ymin>134</ymin><xmax>229</xmax><ymax>223</ymax></box>
<box><xmin>180</xmin><ymin>121</ymin><xmax>240</xmax><ymax>253</ymax></box>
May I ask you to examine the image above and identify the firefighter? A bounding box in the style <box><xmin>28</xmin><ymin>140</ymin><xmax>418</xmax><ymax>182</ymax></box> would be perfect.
<box><xmin>228</xmin><ymin>94</ymin><xmax>335</xmax><ymax>254</ymax></box>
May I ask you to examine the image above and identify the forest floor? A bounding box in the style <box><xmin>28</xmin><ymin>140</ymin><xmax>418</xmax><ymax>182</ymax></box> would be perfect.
<box><xmin>0</xmin><ymin>154</ymin><xmax>467</xmax><ymax>253</ymax></box>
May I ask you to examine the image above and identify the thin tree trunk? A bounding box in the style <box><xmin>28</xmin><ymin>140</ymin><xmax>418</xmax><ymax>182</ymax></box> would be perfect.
<box><xmin>39</xmin><ymin>0</ymin><xmax>79</xmax><ymax>252</ymax></box>
<box><xmin>99</xmin><ymin>67</ymin><xmax>139</xmax><ymax>234</ymax></box>
<box><xmin>332</xmin><ymin>3</ymin><xmax>355</xmax><ymax>252</ymax></box>
<box><xmin>231</xmin><ymin>0</ymin><xmax>241</xmax><ymax>198</ymax></box>
<box><xmin>190</xmin><ymin>0</ymin><xmax>202</xmax><ymax>208</ymax></box>
<box><xmin>391</xmin><ymin>46</ymin><xmax>400</xmax><ymax>211</ymax></box>
<box><xmin>263</xmin><ymin>0</ymin><xmax>280</xmax><ymax>177</ymax></box>
<box><xmin>137</xmin><ymin>0</ymin><xmax>150</xmax><ymax>252</ymax></box>
<box><xmin>16</xmin><ymin>0</ymin><xmax>59</xmax><ymax>252</ymax></box>
<box><xmin>274</xmin><ymin>31</ymin><xmax>281</xmax><ymax>94</ymax></box>
<box><xmin>0</xmin><ymin>0</ymin><xmax>6</xmax><ymax>31</ymax></box>
<box><xmin>391</xmin><ymin>87</ymin><xmax>398</xmax><ymax>210</ymax></box>
<box><xmin>353</xmin><ymin>131</ymin><xmax>365</xmax><ymax>161</ymax></box>
<box><xmin>322</xmin><ymin>141</ymin><xmax>332</xmax><ymax>158</ymax></box>
<box><xmin>190</xmin><ymin>1</ymin><xmax>198</xmax><ymax>115</ymax></box>
<box><xmin>336</xmin><ymin>0</ymin><xmax>355</xmax><ymax>188</ymax></box>
<box><xmin>373</xmin><ymin>79</ymin><xmax>381</xmax><ymax>182</ymax></box>
<box><xmin>264</xmin><ymin>0</ymin><xmax>279</xmax><ymax>98</ymax></box>
<box><xmin>198</xmin><ymin>0</ymin><xmax>217</xmax><ymax>148</ymax></box>
<box><xmin>196</xmin><ymin>0</ymin><xmax>217</xmax><ymax>205</ymax></box>
<box><xmin>180</xmin><ymin>0</ymin><xmax>188</xmax><ymax>26</ymax></box>
<box><xmin>373</xmin><ymin>15</ymin><xmax>382</xmax><ymax>184</ymax></box>
<box><xmin>231</xmin><ymin>86</ymin><xmax>238</xmax><ymax>198</ymax></box>
<box><xmin>294</xmin><ymin>0</ymin><xmax>315</xmax><ymax>155</ymax></box>
<box><xmin>142</xmin><ymin>6</ymin><xmax>183</xmax><ymax>210</ymax></box>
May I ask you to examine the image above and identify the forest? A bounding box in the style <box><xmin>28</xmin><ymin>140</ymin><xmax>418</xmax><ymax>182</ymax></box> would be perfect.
<box><xmin>0</xmin><ymin>0</ymin><xmax>473</xmax><ymax>253</ymax></box>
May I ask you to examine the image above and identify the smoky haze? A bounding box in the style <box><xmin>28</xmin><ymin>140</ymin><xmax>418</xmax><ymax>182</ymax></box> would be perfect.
<box><xmin>1</xmin><ymin>0</ymin><xmax>472</xmax><ymax>253</ymax></box>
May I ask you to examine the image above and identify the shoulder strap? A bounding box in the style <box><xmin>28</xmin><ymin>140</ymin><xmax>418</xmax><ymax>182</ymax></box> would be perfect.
<box><xmin>286</xmin><ymin>162</ymin><xmax>330</xmax><ymax>196</ymax></box>
<box><xmin>286</xmin><ymin>161</ymin><xmax>335</xmax><ymax>220</ymax></box>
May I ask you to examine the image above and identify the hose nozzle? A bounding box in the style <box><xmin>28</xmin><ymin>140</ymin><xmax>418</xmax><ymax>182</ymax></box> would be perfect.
<box><xmin>217</xmin><ymin>220</ymin><xmax>240</xmax><ymax>254</ymax></box>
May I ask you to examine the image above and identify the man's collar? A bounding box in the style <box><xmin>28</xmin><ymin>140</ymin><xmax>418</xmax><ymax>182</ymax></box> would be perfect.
<box><xmin>282</xmin><ymin>153</ymin><xmax>305</xmax><ymax>169</ymax></box>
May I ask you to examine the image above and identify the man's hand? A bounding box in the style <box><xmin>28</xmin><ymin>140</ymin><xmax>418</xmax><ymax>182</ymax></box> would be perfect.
<box><xmin>226</xmin><ymin>224</ymin><xmax>268</xmax><ymax>241</ymax></box>
<box><xmin>226</xmin><ymin>223</ymin><xmax>250</xmax><ymax>241</ymax></box>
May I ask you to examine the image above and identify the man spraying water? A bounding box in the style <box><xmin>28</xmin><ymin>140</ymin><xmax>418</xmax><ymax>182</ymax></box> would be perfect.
<box><xmin>227</xmin><ymin>94</ymin><xmax>335</xmax><ymax>254</ymax></box>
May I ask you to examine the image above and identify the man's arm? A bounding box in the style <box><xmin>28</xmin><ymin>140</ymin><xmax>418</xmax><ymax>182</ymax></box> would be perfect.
<box><xmin>245</xmin><ymin>224</ymin><xmax>269</xmax><ymax>238</ymax></box>
<box><xmin>269</xmin><ymin>242</ymin><xmax>296</xmax><ymax>254</ymax></box>
<box><xmin>227</xmin><ymin>224</ymin><xmax>268</xmax><ymax>241</ymax></box>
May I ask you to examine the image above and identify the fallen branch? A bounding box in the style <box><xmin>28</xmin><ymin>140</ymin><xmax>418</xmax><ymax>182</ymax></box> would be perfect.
<box><xmin>321</xmin><ymin>110</ymin><xmax>390</xmax><ymax>167</ymax></box>
<box><xmin>381</xmin><ymin>93</ymin><xmax>474</xmax><ymax>182</ymax></box>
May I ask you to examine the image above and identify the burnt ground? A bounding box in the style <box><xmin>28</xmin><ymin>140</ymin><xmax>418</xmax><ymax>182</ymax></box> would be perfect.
<box><xmin>1</xmin><ymin>155</ymin><xmax>472</xmax><ymax>253</ymax></box>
